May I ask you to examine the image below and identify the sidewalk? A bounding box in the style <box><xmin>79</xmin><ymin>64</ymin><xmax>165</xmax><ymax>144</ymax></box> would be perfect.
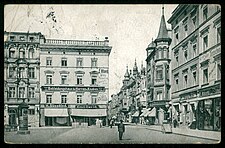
<box><xmin>134</xmin><ymin>123</ymin><xmax>221</xmax><ymax>141</ymax></box>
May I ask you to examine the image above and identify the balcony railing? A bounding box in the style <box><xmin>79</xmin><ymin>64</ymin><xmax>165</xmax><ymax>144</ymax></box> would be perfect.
<box><xmin>45</xmin><ymin>39</ymin><xmax>109</xmax><ymax>46</ymax></box>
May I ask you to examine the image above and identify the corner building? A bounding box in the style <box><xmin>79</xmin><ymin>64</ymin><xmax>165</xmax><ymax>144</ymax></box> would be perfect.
<box><xmin>39</xmin><ymin>37</ymin><xmax>112</xmax><ymax>126</ymax></box>
<box><xmin>168</xmin><ymin>4</ymin><xmax>221</xmax><ymax>131</ymax></box>
<box><xmin>4</xmin><ymin>31</ymin><xmax>42</xmax><ymax>127</ymax></box>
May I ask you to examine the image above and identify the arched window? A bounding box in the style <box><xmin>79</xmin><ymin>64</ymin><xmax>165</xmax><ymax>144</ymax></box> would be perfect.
<box><xmin>28</xmin><ymin>48</ymin><xmax>34</xmax><ymax>59</ymax></box>
<box><xmin>19</xmin><ymin>48</ymin><xmax>25</xmax><ymax>58</ymax></box>
<box><xmin>9</xmin><ymin>47</ymin><xmax>15</xmax><ymax>58</ymax></box>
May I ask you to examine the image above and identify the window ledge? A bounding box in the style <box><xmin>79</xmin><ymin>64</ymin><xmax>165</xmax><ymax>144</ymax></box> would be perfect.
<box><xmin>201</xmin><ymin>83</ymin><xmax>209</xmax><ymax>87</ymax></box>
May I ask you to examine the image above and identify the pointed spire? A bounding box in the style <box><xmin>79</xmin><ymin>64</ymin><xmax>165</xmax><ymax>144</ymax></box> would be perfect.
<box><xmin>133</xmin><ymin>58</ymin><xmax>138</xmax><ymax>71</ymax></box>
<box><xmin>148</xmin><ymin>38</ymin><xmax>156</xmax><ymax>48</ymax></box>
<box><xmin>124</xmin><ymin>64</ymin><xmax>130</xmax><ymax>78</ymax></box>
<box><xmin>155</xmin><ymin>5</ymin><xmax>171</xmax><ymax>43</ymax></box>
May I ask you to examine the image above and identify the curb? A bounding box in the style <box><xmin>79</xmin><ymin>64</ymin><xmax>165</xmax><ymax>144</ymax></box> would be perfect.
<box><xmin>144</xmin><ymin>126</ymin><xmax>220</xmax><ymax>142</ymax></box>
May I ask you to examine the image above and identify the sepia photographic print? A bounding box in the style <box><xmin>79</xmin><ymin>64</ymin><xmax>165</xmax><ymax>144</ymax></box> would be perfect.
<box><xmin>4</xmin><ymin>4</ymin><xmax>221</xmax><ymax>144</ymax></box>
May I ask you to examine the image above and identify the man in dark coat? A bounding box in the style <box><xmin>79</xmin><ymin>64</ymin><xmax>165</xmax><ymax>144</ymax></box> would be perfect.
<box><xmin>117</xmin><ymin>120</ymin><xmax>125</xmax><ymax>140</ymax></box>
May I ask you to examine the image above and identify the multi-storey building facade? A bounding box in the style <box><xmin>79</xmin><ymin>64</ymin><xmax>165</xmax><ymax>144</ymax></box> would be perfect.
<box><xmin>146</xmin><ymin>7</ymin><xmax>172</xmax><ymax>125</ymax></box>
<box><xmin>4</xmin><ymin>31</ymin><xmax>42</xmax><ymax>127</ymax></box>
<box><xmin>39</xmin><ymin>37</ymin><xmax>112</xmax><ymax>126</ymax></box>
<box><xmin>168</xmin><ymin>4</ymin><xmax>221</xmax><ymax>131</ymax></box>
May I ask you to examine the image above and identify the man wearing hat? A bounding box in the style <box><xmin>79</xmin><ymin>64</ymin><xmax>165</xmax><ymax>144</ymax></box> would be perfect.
<box><xmin>117</xmin><ymin>120</ymin><xmax>125</xmax><ymax>140</ymax></box>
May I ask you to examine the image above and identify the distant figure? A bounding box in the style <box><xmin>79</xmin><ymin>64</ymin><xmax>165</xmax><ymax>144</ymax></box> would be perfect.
<box><xmin>99</xmin><ymin>119</ymin><xmax>102</xmax><ymax>128</ymax></box>
<box><xmin>110</xmin><ymin>119</ymin><xmax>113</xmax><ymax>128</ymax></box>
<box><xmin>117</xmin><ymin>120</ymin><xmax>125</xmax><ymax>140</ymax></box>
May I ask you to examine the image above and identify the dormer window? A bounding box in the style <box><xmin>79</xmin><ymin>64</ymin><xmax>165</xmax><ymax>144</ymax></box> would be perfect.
<box><xmin>10</xmin><ymin>36</ymin><xmax>15</xmax><ymax>41</ymax></box>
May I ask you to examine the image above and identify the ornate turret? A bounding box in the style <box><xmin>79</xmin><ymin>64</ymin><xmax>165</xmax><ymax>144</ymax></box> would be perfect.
<box><xmin>124</xmin><ymin>65</ymin><xmax>130</xmax><ymax>80</ymax></box>
<box><xmin>154</xmin><ymin>6</ymin><xmax>171</xmax><ymax>44</ymax></box>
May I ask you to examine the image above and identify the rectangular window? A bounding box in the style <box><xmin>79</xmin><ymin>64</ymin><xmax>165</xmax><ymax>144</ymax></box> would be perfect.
<box><xmin>77</xmin><ymin>58</ymin><xmax>83</xmax><ymax>67</ymax></box>
<box><xmin>203</xmin><ymin>6</ymin><xmax>208</xmax><ymax>21</ymax></box>
<box><xmin>91</xmin><ymin>76</ymin><xmax>97</xmax><ymax>85</ymax></box>
<box><xmin>46</xmin><ymin>75</ymin><xmax>52</xmax><ymax>84</ymax></box>
<box><xmin>28</xmin><ymin>109</ymin><xmax>35</xmax><ymax>115</ymax></box>
<box><xmin>156</xmin><ymin>69</ymin><xmax>163</xmax><ymax>79</ymax></box>
<box><xmin>157</xmin><ymin>91</ymin><xmax>163</xmax><ymax>100</ymax></box>
<box><xmin>91</xmin><ymin>58</ymin><xmax>97</xmax><ymax>67</ymax></box>
<box><xmin>9</xmin><ymin>67</ymin><xmax>16</xmax><ymax>78</ymax></box>
<box><xmin>161</xmin><ymin>49</ymin><xmax>164</xmax><ymax>59</ymax></box>
<box><xmin>192</xmin><ymin>16</ymin><xmax>196</xmax><ymax>29</ymax></box>
<box><xmin>28</xmin><ymin>68</ymin><xmax>35</xmax><ymax>78</ymax></box>
<box><xmin>184</xmin><ymin>50</ymin><xmax>188</xmax><ymax>62</ymax></box>
<box><xmin>175</xmin><ymin>79</ymin><xmax>179</xmax><ymax>91</ymax></box>
<box><xmin>61</xmin><ymin>75</ymin><xmax>67</xmax><ymax>84</ymax></box>
<box><xmin>91</xmin><ymin>95</ymin><xmax>97</xmax><ymax>104</ymax></box>
<box><xmin>29</xmin><ymin>36</ymin><xmax>34</xmax><ymax>42</ymax></box>
<box><xmin>19</xmin><ymin>67</ymin><xmax>25</xmax><ymax>78</ymax></box>
<box><xmin>46</xmin><ymin>95</ymin><xmax>52</xmax><ymax>103</ymax></box>
<box><xmin>61</xmin><ymin>58</ymin><xmax>67</xmax><ymax>67</ymax></box>
<box><xmin>184</xmin><ymin>75</ymin><xmax>188</xmax><ymax>88</ymax></box>
<box><xmin>193</xmin><ymin>44</ymin><xmax>197</xmax><ymax>57</ymax></box>
<box><xmin>10</xmin><ymin>36</ymin><xmax>15</xmax><ymax>41</ymax></box>
<box><xmin>46</xmin><ymin>57</ymin><xmax>52</xmax><ymax>66</ymax></box>
<box><xmin>217</xmin><ymin>27</ymin><xmax>221</xmax><ymax>43</ymax></box>
<box><xmin>61</xmin><ymin>95</ymin><xmax>67</xmax><ymax>104</ymax></box>
<box><xmin>19</xmin><ymin>50</ymin><xmax>25</xmax><ymax>58</ymax></box>
<box><xmin>193</xmin><ymin>71</ymin><xmax>197</xmax><ymax>86</ymax></box>
<box><xmin>19</xmin><ymin>87</ymin><xmax>25</xmax><ymax>98</ymax></box>
<box><xmin>217</xmin><ymin>64</ymin><xmax>221</xmax><ymax>80</ymax></box>
<box><xmin>176</xmin><ymin>56</ymin><xmax>179</xmax><ymax>67</ymax></box>
<box><xmin>203</xmin><ymin>35</ymin><xmax>208</xmax><ymax>51</ymax></box>
<box><xmin>29</xmin><ymin>87</ymin><xmax>35</xmax><ymax>98</ymax></box>
<box><xmin>9</xmin><ymin>87</ymin><xmax>16</xmax><ymax>98</ymax></box>
<box><xmin>77</xmin><ymin>76</ymin><xmax>83</xmax><ymax>85</ymax></box>
<box><xmin>77</xmin><ymin>95</ymin><xmax>82</xmax><ymax>104</ymax></box>
<box><xmin>203</xmin><ymin>68</ymin><xmax>208</xmax><ymax>84</ymax></box>
<box><xmin>184</xmin><ymin>25</ymin><xmax>188</xmax><ymax>37</ymax></box>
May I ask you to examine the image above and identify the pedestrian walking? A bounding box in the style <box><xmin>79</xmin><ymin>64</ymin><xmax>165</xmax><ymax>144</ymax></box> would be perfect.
<box><xmin>117</xmin><ymin>120</ymin><xmax>125</xmax><ymax>140</ymax></box>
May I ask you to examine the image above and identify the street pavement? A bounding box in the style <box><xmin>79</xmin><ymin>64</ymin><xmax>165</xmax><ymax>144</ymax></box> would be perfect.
<box><xmin>4</xmin><ymin>124</ymin><xmax>220</xmax><ymax>144</ymax></box>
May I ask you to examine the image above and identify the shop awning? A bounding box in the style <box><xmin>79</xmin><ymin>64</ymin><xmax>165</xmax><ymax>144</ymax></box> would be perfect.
<box><xmin>44</xmin><ymin>109</ymin><xmax>69</xmax><ymax>117</ymax></box>
<box><xmin>132</xmin><ymin>111</ymin><xmax>139</xmax><ymax>117</ymax></box>
<box><xmin>145</xmin><ymin>107</ymin><xmax>156</xmax><ymax>117</ymax></box>
<box><xmin>71</xmin><ymin>109</ymin><xmax>107</xmax><ymax>117</ymax></box>
<box><xmin>140</xmin><ymin>108</ymin><xmax>151</xmax><ymax>117</ymax></box>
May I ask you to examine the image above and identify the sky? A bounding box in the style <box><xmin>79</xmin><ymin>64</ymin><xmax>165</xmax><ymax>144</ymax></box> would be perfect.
<box><xmin>4</xmin><ymin>4</ymin><xmax>178</xmax><ymax>98</ymax></box>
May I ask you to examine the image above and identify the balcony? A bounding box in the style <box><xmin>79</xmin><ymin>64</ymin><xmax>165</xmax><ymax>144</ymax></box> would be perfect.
<box><xmin>45</xmin><ymin>39</ymin><xmax>109</xmax><ymax>47</ymax></box>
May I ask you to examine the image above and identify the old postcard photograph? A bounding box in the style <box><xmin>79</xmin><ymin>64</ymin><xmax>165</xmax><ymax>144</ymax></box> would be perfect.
<box><xmin>4</xmin><ymin>4</ymin><xmax>221</xmax><ymax>144</ymax></box>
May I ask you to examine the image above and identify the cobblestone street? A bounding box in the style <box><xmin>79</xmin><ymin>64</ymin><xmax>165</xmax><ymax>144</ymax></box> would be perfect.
<box><xmin>5</xmin><ymin>125</ymin><xmax>219</xmax><ymax>144</ymax></box>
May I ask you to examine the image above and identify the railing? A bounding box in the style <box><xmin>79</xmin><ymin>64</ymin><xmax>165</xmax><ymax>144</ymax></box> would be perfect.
<box><xmin>45</xmin><ymin>39</ymin><xmax>109</xmax><ymax>46</ymax></box>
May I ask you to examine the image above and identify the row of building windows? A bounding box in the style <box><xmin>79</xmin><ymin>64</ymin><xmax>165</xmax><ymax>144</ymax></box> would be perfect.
<box><xmin>173</xmin><ymin>63</ymin><xmax>221</xmax><ymax>91</ymax></box>
<box><xmin>46</xmin><ymin>74</ymin><xmax>97</xmax><ymax>85</ymax></box>
<box><xmin>173</xmin><ymin>5</ymin><xmax>221</xmax><ymax>46</ymax></box>
<box><xmin>46</xmin><ymin>57</ymin><xmax>98</xmax><ymax>67</ymax></box>
<box><xmin>9</xmin><ymin>48</ymin><xmax>35</xmax><ymax>59</ymax></box>
<box><xmin>8</xmin><ymin>87</ymin><xmax>35</xmax><ymax>98</ymax></box>
<box><xmin>46</xmin><ymin>94</ymin><xmax>97</xmax><ymax>104</ymax></box>
<box><xmin>173</xmin><ymin>25</ymin><xmax>220</xmax><ymax>68</ymax></box>
<box><xmin>8</xmin><ymin>67</ymin><xmax>36</xmax><ymax>79</ymax></box>
<box><xmin>9</xmin><ymin>35</ymin><xmax>35</xmax><ymax>42</ymax></box>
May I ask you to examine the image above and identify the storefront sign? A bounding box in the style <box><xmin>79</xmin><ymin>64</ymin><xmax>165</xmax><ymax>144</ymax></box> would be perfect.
<box><xmin>200</xmin><ymin>84</ymin><xmax>221</xmax><ymax>97</ymax></box>
<box><xmin>180</xmin><ymin>91</ymin><xmax>197</xmax><ymax>101</ymax></box>
<box><xmin>69</xmin><ymin>104</ymin><xmax>107</xmax><ymax>109</ymax></box>
<box><xmin>41</xmin><ymin>86</ymin><xmax>105</xmax><ymax>92</ymax></box>
<box><xmin>100</xmin><ymin>69</ymin><xmax>108</xmax><ymax>73</ymax></box>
